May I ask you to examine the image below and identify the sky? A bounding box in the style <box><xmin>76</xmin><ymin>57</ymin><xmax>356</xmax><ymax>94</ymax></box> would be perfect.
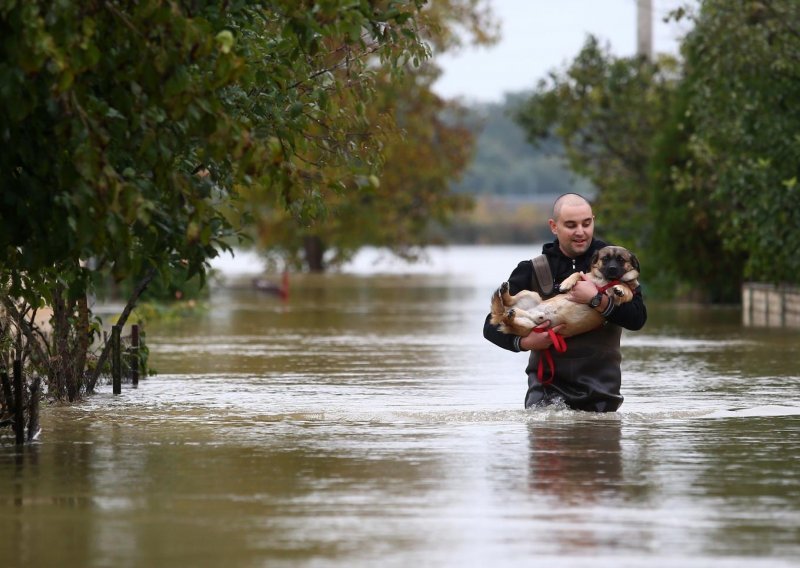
<box><xmin>432</xmin><ymin>0</ymin><xmax>697</xmax><ymax>103</ymax></box>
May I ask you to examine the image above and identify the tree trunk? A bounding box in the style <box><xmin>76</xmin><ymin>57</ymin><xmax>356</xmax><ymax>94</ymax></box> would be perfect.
<box><xmin>303</xmin><ymin>235</ymin><xmax>326</xmax><ymax>273</ymax></box>
<box><xmin>51</xmin><ymin>285</ymin><xmax>70</xmax><ymax>400</ymax></box>
<box><xmin>51</xmin><ymin>284</ymin><xmax>86</xmax><ymax>402</ymax></box>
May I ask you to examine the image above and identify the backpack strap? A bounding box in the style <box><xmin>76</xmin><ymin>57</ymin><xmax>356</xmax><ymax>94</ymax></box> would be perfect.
<box><xmin>531</xmin><ymin>254</ymin><xmax>555</xmax><ymax>297</ymax></box>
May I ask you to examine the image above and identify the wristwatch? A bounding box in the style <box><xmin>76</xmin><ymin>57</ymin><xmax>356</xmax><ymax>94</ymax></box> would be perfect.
<box><xmin>589</xmin><ymin>292</ymin><xmax>603</xmax><ymax>308</ymax></box>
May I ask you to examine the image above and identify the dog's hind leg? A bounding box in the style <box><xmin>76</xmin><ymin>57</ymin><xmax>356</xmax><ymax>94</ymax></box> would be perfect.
<box><xmin>499</xmin><ymin>281</ymin><xmax>516</xmax><ymax>305</ymax></box>
<box><xmin>502</xmin><ymin>307</ymin><xmax>538</xmax><ymax>336</ymax></box>
<box><xmin>490</xmin><ymin>284</ymin><xmax>509</xmax><ymax>326</ymax></box>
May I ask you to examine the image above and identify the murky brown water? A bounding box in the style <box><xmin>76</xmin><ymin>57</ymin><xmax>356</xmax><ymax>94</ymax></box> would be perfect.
<box><xmin>2</xmin><ymin>246</ymin><xmax>800</xmax><ymax>568</ymax></box>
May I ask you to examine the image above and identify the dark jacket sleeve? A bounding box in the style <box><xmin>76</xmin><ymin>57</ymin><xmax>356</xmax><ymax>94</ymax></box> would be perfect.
<box><xmin>482</xmin><ymin>261</ymin><xmax>534</xmax><ymax>352</ymax></box>
<box><xmin>606</xmin><ymin>286</ymin><xmax>647</xmax><ymax>331</ymax></box>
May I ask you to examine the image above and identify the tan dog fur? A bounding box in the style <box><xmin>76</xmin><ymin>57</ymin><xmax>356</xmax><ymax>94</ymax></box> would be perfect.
<box><xmin>490</xmin><ymin>246</ymin><xmax>640</xmax><ymax>338</ymax></box>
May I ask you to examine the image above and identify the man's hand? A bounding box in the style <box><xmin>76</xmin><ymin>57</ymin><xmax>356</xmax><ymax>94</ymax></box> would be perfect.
<box><xmin>519</xmin><ymin>323</ymin><xmax>566</xmax><ymax>351</ymax></box>
<box><xmin>567</xmin><ymin>272</ymin><xmax>597</xmax><ymax>304</ymax></box>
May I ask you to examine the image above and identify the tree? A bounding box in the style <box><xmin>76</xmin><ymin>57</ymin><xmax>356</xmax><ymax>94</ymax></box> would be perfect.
<box><xmin>511</xmin><ymin>2</ymin><xmax>800</xmax><ymax>300</ymax></box>
<box><xmin>647</xmin><ymin>73</ymin><xmax>745</xmax><ymax>302</ymax></box>
<box><xmin>674</xmin><ymin>0</ymin><xmax>800</xmax><ymax>285</ymax></box>
<box><xmin>512</xmin><ymin>34</ymin><xmax>744</xmax><ymax>300</ymax></box>
<box><xmin>243</xmin><ymin>0</ymin><xmax>499</xmax><ymax>271</ymax></box>
<box><xmin>0</xmin><ymin>1</ymin><xmax>432</xmax><ymax>400</ymax></box>
<box><xmin>514</xmin><ymin>36</ymin><xmax>678</xmax><ymax>253</ymax></box>
<box><xmin>248</xmin><ymin>62</ymin><xmax>477</xmax><ymax>271</ymax></box>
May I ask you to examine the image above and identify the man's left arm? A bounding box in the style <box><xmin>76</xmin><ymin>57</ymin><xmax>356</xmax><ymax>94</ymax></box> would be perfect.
<box><xmin>568</xmin><ymin>274</ymin><xmax>647</xmax><ymax>331</ymax></box>
<box><xmin>605</xmin><ymin>288</ymin><xmax>647</xmax><ymax>331</ymax></box>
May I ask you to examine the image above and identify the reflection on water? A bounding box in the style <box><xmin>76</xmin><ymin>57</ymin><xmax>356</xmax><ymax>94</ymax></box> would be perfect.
<box><xmin>528</xmin><ymin>418</ymin><xmax>625</xmax><ymax>505</ymax></box>
<box><xmin>2</xmin><ymin>246</ymin><xmax>800</xmax><ymax>568</ymax></box>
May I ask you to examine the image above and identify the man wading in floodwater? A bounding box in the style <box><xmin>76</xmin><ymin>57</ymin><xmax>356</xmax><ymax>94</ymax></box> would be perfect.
<box><xmin>482</xmin><ymin>193</ymin><xmax>647</xmax><ymax>412</ymax></box>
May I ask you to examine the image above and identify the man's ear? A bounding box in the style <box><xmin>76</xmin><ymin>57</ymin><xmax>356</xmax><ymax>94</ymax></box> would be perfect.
<box><xmin>548</xmin><ymin>219</ymin><xmax>557</xmax><ymax>234</ymax></box>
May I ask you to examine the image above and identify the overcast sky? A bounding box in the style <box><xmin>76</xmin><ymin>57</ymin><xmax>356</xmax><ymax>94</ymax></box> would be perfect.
<box><xmin>432</xmin><ymin>0</ymin><xmax>697</xmax><ymax>103</ymax></box>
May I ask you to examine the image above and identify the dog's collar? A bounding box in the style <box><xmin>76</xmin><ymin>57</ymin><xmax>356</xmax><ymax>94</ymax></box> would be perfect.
<box><xmin>596</xmin><ymin>280</ymin><xmax>622</xmax><ymax>293</ymax></box>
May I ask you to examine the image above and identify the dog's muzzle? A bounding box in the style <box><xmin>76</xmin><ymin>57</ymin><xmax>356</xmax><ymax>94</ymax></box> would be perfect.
<box><xmin>604</xmin><ymin>261</ymin><xmax>622</xmax><ymax>279</ymax></box>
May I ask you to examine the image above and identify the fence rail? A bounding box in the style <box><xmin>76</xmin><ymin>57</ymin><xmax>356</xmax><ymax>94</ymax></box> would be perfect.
<box><xmin>742</xmin><ymin>282</ymin><xmax>800</xmax><ymax>328</ymax></box>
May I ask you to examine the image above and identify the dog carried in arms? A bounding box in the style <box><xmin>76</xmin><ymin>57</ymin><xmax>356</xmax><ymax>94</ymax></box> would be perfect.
<box><xmin>490</xmin><ymin>245</ymin><xmax>641</xmax><ymax>339</ymax></box>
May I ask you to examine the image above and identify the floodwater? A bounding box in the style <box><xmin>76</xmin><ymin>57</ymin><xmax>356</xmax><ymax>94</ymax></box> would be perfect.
<box><xmin>2</xmin><ymin>245</ymin><xmax>800</xmax><ymax>568</ymax></box>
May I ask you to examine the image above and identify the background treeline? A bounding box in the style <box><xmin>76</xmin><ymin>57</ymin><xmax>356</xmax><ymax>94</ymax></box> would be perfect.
<box><xmin>438</xmin><ymin>94</ymin><xmax>592</xmax><ymax>244</ymax></box>
<box><xmin>449</xmin><ymin>93</ymin><xmax>593</xmax><ymax>199</ymax></box>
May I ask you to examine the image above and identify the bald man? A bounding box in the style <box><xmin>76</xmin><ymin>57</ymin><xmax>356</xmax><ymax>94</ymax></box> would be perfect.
<box><xmin>483</xmin><ymin>193</ymin><xmax>647</xmax><ymax>412</ymax></box>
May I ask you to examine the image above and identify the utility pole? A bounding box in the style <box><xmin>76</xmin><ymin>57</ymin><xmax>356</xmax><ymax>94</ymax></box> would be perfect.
<box><xmin>637</xmin><ymin>0</ymin><xmax>653</xmax><ymax>60</ymax></box>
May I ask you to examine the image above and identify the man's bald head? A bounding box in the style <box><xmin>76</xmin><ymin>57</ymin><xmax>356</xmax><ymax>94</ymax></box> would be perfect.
<box><xmin>549</xmin><ymin>193</ymin><xmax>595</xmax><ymax>258</ymax></box>
<box><xmin>552</xmin><ymin>193</ymin><xmax>592</xmax><ymax>221</ymax></box>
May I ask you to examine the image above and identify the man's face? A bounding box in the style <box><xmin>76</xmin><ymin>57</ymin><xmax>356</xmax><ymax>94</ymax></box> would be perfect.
<box><xmin>549</xmin><ymin>202</ymin><xmax>595</xmax><ymax>258</ymax></box>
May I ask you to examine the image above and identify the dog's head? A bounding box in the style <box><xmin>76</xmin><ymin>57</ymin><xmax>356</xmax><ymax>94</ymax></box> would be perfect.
<box><xmin>590</xmin><ymin>246</ymin><xmax>640</xmax><ymax>283</ymax></box>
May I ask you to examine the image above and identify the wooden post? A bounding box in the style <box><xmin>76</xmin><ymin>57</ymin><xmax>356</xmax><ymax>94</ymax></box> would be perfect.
<box><xmin>13</xmin><ymin>359</ymin><xmax>24</xmax><ymax>445</ymax></box>
<box><xmin>112</xmin><ymin>325</ymin><xmax>121</xmax><ymax>395</ymax></box>
<box><xmin>1</xmin><ymin>370</ymin><xmax>13</xmax><ymax>418</ymax></box>
<box><xmin>130</xmin><ymin>324</ymin><xmax>140</xmax><ymax>387</ymax></box>
<box><xmin>27</xmin><ymin>377</ymin><xmax>40</xmax><ymax>442</ymax></box>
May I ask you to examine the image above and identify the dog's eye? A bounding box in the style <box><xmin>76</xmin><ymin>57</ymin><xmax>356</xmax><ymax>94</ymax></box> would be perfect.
<box><xmin>616</xmin><ymin>255</ymin><xmax>624</xmax><ymax>262</ymax></box>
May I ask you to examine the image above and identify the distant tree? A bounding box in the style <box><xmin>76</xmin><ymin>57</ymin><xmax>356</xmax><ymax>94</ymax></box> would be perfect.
<box><xmin>245</xmin><ymin>0</ymin><xmax>500</xmax><ymax>271</ymax></box>
<box><xmin>514</xmin><ymin>36</ymin><xmax>678</xmax><ymax>253</ymax></box>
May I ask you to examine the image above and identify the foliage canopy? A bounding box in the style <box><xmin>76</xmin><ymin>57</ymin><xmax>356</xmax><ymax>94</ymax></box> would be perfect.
<box><xmin>676</xmin><ymin>0</ymin><xmax>800</xmax><ymax>284</ymax></box>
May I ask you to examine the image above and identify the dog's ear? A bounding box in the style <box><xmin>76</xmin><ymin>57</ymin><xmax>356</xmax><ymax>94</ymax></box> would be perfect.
<box><xmin>629</xmin><ymin>253</ymin><xmax>640</xmax><ymax>272</ymax></box>
<box><xmin>590</xmin><ymin>250</ymin><xmax>600</xmax><ymax>266</ymax></box>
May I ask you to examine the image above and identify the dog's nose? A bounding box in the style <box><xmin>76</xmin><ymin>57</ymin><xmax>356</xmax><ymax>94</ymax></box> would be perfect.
<box><xmin>606</xmin><ymin>264</ymin><xmax>620</xmax><ymax>278</ymax></box>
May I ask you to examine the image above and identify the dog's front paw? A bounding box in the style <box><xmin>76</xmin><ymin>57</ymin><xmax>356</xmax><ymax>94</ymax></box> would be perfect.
<box><xmin>612</xmin><ymin>285</ymin><xmax>625</xmax><ymax>297</ymax></box>
<box><xmin>558</xmin><ymin>272</ymin><xmax>580</xmax><ymax>292</ymax></box>
<box><xmin>506</xmin><ymin>308</ymin><xmax>516</xmax><ymax>320</ymax></box>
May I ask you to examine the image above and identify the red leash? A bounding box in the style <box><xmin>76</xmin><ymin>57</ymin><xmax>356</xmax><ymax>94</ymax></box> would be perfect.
<box><xmin>530</xmin><ymin>279</ymin><xmax>622</xmax><ymax>385</ymax></box>
<box><xmin>533</xmin><ymin>327</ymin><xmax>567</xmax><ymax>385</ymax></box>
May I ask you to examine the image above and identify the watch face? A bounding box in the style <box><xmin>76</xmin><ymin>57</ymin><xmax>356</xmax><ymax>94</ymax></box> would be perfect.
<box><xmin>590</xmin><ymin>293</ymin><xmax>601</xmax><ymax>308</ymax></box>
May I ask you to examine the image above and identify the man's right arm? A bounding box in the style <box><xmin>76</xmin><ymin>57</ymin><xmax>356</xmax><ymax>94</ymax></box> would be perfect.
<box><xmin>482</xmin><ymin>261</ymin><xmax>531</xmax><ymax>352</ymax></box>
<box><xmin>483</xmin><ymin>260</ymin><xmax>554</xmax><ymax>353</ymax></box>
<box><xmin>483</xmin><ymin>313</ymin><xmax>522</xmax><ymax>352</ymax></box>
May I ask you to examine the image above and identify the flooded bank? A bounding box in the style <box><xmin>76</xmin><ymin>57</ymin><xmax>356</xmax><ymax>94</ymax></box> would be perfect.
<box><xmin>2</xmin><ymin>246</ymin><xmax>799</xmax><ymax>567</ymax></box>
